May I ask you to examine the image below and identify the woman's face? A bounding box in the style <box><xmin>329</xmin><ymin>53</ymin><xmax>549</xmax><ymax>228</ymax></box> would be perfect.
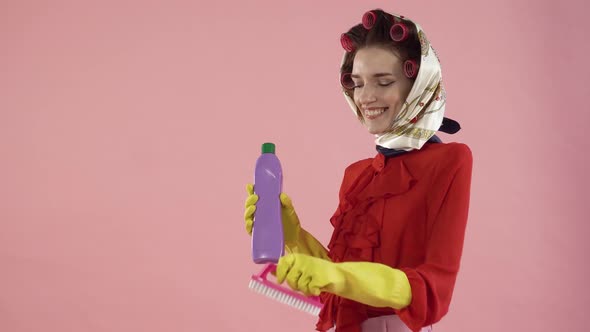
<box><xmin>351</xmin><ymin>47</ymin><xmax>414</xmax><ymax>135</ymax></box>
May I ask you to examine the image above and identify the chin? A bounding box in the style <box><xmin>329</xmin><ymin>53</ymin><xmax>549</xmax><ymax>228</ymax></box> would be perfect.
<box><xmin>366</xmin><ymin>126</ymin><xmax>389</xmax><ymax>136</ymax></box>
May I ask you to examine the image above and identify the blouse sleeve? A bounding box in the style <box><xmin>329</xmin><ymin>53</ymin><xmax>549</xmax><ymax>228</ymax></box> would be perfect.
<box><xmin>394</xmin><ymin>144</ymin><xmax>473</xmax><ymax>332</ymax></box>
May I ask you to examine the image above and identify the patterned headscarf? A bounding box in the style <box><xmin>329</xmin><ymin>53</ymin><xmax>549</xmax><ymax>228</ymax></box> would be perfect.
<box><xmin>341</xmin><ymin>14</ymin><xmax>446</xmax><ymax>151</ymax></box>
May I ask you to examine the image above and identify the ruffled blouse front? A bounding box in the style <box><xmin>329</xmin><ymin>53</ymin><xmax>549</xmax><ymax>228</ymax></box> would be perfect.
<box><xmin>317</xmin><ymin>153</ymin><xmax>416</xmax><ymax>332</ymax></box>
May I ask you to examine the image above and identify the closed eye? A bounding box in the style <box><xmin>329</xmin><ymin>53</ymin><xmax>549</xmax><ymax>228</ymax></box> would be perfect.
<box><xmin>352</xmin><ymin>81</ymin><xmax>395</xmax><ymax>89</ymax></box>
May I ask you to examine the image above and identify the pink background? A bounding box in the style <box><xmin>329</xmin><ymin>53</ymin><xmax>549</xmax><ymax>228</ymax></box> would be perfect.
<box><xmin>1</xmin><ymin>0</ymin><xmax>588</xmax><ymax>331</ymax></box>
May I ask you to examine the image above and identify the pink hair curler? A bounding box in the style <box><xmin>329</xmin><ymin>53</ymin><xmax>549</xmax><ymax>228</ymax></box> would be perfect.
<box><xmin>248</xmin><ymin>263</ymin><xmax>323</xmax><ymax>316</ymax></box>
<box><xmin>340</xmin><ymin>72</ymin><xmax>355</xmax><ymax>90</ymax></box>
<box><xmin>362</xmin><ymin>11</ymin><xmax>376</xmax><ymax>29</ymax></box>
<box><xmin>403</xmin><ymin>59</ymin><xmax>419</xmax><ymax>78</ymax></box>
<box><xmin>340</xmin><ymin>33</ymin><xmax>355</xmax><ymax>52</ymax></box>
<box><xmin>390</xmin><ymin>22</ymin><xmax>409</xmax><ymax>42</ymax></box>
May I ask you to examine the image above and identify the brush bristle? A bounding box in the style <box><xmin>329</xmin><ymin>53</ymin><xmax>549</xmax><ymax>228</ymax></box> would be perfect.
<box><xmin>248</xmin><ymin>279</ymin><xmax>321</xmax><ymax>316</ymax></box>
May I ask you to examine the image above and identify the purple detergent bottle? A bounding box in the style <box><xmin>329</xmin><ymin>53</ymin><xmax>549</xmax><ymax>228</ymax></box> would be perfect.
<box><xmin>251</xmin><ymin>142</ymin><xmax>284</xmax><ymax>264</ymax></box>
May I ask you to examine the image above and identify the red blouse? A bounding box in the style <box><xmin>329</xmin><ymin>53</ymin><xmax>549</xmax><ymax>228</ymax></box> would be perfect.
<box><xmin>316</xmin><ymin>142</ymin><xmax>473</xmax><ymax>332</ymax></box>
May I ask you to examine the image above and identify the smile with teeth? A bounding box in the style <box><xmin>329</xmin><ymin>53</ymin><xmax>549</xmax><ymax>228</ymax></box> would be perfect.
<box><xmin>364</xmin><ymin>107</ymin><xmax>388</xmax><ymax>118</ymax></box>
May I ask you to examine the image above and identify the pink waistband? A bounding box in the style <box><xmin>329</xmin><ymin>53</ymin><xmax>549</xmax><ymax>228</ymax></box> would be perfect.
<box><xmin>328</xmin><ymin>315</ymin><xmax>433</xmax><ymax>332</ymax></box>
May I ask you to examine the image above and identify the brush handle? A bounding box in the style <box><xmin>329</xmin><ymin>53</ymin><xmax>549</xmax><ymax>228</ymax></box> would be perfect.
<box><xmin>258</xmin><ymin>263</ymin><xmax>277</xmax><ymax>278</ymax></box>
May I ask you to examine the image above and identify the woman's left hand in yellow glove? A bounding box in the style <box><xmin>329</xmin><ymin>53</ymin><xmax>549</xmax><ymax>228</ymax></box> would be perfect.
<box><xmin>275</xmin><ymin>253</ymin><xmax>413</xmax><ymax>309</ymax></box>
<box><xmin>276</xmin><ymin>253</ymin><xmax>344</xmax><ymax>297</ymax></box>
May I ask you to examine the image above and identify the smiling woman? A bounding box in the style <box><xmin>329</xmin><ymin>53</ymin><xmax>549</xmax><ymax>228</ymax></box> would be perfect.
<box><xmin>347</xmin><ymin>47</ymin><xmax>414</xmax><ymax>134</ymax></box>
<box><xmin>244</xmin><ymin>8</ymin><xmax>472</xmax><ymax>332</ymax></box>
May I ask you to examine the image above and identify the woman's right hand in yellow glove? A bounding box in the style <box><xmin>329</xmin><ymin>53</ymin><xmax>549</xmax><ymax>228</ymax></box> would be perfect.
<box><xmin>244</xmin><ymin>183</ymin><xmax>301</xmax><ymax>244</ymax></box>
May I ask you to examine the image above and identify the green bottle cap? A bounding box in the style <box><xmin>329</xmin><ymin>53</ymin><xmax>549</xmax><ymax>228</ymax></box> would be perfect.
<box><xmin>261</xmin><ymin>142</ymin><xmax>275</xmax><ymax>154</ymax></box>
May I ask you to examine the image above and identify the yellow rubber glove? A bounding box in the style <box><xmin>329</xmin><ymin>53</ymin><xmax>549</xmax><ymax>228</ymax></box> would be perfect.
<box><xmin>276</xmin><ymin>253</ymin><xmax>412</xmax><ymax>310</ymax></box>
<box><xmin>244</xmin><ymin>184</ymin><xmax>329</xmax><ymax>260</ymax></box>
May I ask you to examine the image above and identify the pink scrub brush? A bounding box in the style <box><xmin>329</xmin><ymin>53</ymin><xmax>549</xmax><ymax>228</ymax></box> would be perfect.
<box><xmin>248</xmin><ymin>263</ymin><xmax>323</xmax><ymax>316</ymax></box>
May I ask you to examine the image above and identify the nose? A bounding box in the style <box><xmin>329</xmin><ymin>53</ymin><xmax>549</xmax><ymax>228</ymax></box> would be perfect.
<box><xmin>356</xmin><ymin>85</ymin><xmax>377</xmax><ymax>106</ymax></box>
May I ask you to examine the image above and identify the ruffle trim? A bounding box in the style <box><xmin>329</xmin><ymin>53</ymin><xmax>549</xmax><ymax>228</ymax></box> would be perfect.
<box><xmin>316</xmin><ymin>155</ymin><xmax>416</xmax><ymax>332</ymax></box>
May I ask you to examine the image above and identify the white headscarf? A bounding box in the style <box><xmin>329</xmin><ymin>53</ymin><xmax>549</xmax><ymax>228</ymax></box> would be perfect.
<box><xmin>342</xmin><ymin>14</ymin><xmax>446</xmax><ymax>151</ymax></box>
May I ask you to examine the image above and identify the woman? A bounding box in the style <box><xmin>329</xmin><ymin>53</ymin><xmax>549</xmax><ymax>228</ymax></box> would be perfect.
<box><xmin>244</xmin><ymin>9</ymin><xmax>472</xmax><ymax>332</ymax></box>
